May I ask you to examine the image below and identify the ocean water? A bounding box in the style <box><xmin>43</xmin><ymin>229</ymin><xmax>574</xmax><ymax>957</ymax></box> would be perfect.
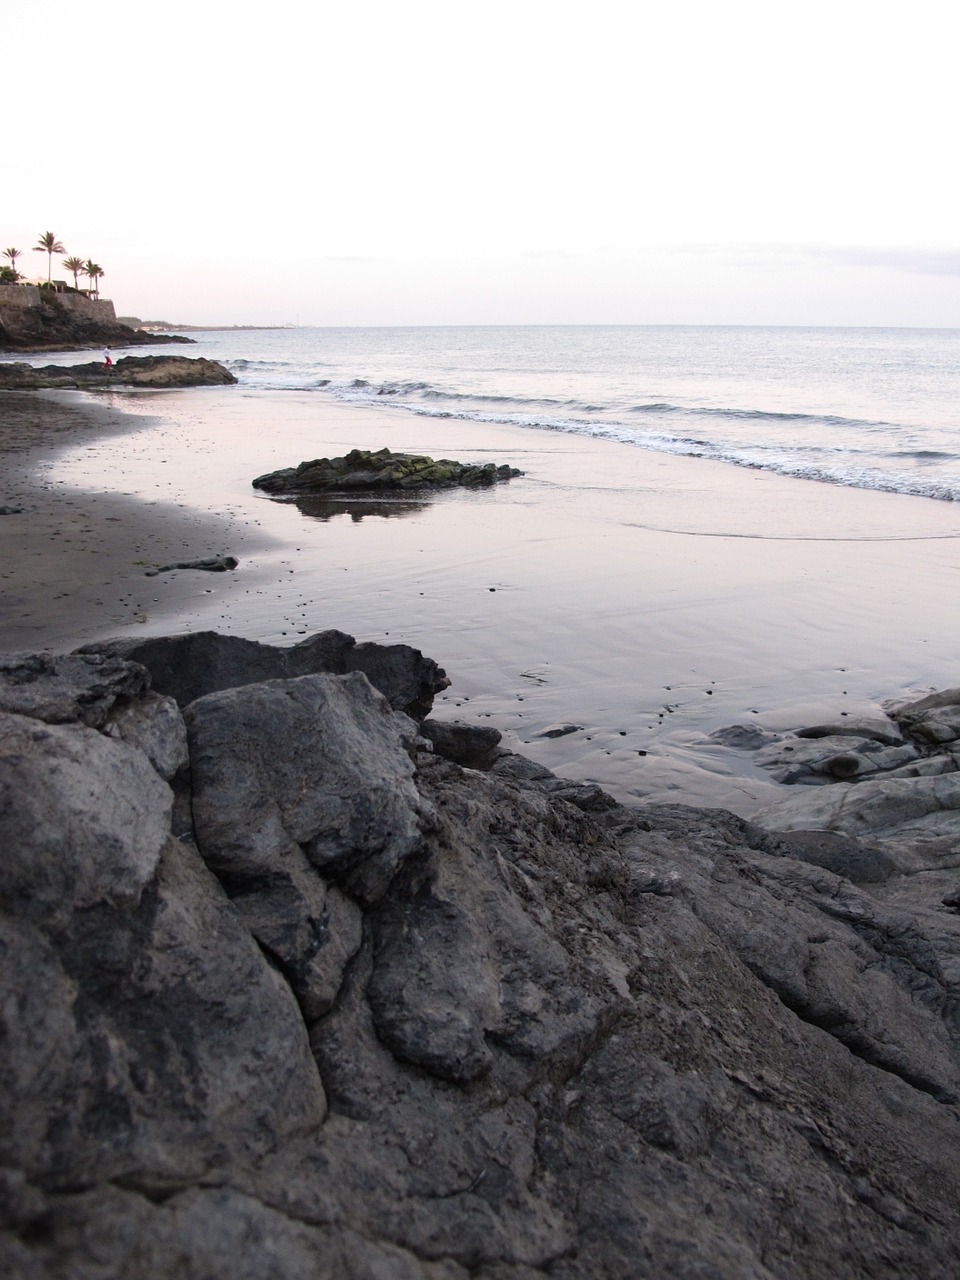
<box><xmin>62</xmin><ymin>323</ymin><xmax>960</xmax><ymax>502</ymax></box>
<box><xmin>13</xmin><ymin>324</ymin><xmax>960</xmax><ymax>812</ymax></box>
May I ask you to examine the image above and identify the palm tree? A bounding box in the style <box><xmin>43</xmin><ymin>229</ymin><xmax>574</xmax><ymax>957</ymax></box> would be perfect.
<box><xmin>2</xmin><ymin>247</ymin><xmax>22</xmax><ymax>281</ymax></box>
<box><xmin>62</xmin><ymin>255</ymin><xmax>85</xmax><ymax>290</ymax></box>
<box><xmin>83</xmin><ymin>260</ymin><xmax>104</xmax><ymax>299</ymax></box>
<box><xmin>34</xmin><ymin>231</ymin><xmax>65</xmax><ymax>283</ymax></box>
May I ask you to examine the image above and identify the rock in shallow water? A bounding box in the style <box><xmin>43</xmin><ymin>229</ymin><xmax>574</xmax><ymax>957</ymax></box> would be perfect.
<box><xmin>252</xmin><ymin>446</ymin><xmax>523</xmax><ymax>495</ymax></box>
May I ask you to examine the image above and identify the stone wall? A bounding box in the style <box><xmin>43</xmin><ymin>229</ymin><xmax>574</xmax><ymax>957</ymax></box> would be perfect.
<box><xmin>59</xmin><ymin>290</ymin><xmax>117</xmax><ymax>323</ymax></box>
<box><xmin>0</xmin><ymin>283</ymin><xmax>126</xmax><ymax>349</ymax></box>
<box><xmin>0</xmin><ymin>283</ymin><xmax>116</xmax><ymax>326</ymax></box>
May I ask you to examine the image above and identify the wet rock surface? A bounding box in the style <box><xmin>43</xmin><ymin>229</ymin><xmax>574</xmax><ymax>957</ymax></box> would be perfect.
<box><xmin>716</xmin><ymin>687</ymin><xmax>960</xmax><ymax>840</ymax></box>
<box><xmin>252</xmin><ymin>446</ymin><xmax>523</xmax><ymax>495</ymax></box>
<box><xmin>4</xmin><ymin>636</ymin><xmax>960</xmax><ymax>1278</ymax></box>
<box><xmin>755</xmin><ymin>733</ymin><xmax>920</xmax><ymax>784</ymax></box>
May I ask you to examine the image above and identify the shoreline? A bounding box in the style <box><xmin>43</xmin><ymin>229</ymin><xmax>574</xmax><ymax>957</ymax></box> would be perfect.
<box><xmin>2</xmin><ymin>385</ymin><xmax>958</xmax><ymax>816</ymax></box>
<box><xmin>0</xmin><ymin>389</ymin><xmax>280</xmax><ymax>651</ymax></box>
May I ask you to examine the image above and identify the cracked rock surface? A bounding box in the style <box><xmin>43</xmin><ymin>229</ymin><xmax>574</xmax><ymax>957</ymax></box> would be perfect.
<box><xmin>3</xmin><ymin>633</ymin><xmax>960</xmax><ymax>1279</ymax></box>
<box><xmin>722</xmin><ymin>687</ymin><xmax>960</xmax><ymax>840</ymax></box>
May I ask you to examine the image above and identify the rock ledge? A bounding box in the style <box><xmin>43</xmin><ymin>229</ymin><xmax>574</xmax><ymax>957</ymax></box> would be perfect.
<box><xmin>0</xmin><ymin>355</ymin><xmax>237</xmax><ymax>390</ymax></box>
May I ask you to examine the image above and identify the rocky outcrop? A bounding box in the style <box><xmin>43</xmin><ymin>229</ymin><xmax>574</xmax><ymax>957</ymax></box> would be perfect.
<box><xmin>253</xmin><ymin>446</ymin><xmax>523</xmax><ymax>496</ymax></box>
<box><xmin>3</xmin><ymin>634</ymin><xmax>960</xmax><ymax>1278</ymax></box>
<box><xmin>0</xmin><ymin>356</ymin><xmax>237</xmax><ymax>390</ymax></box>
<box><xmin>79</xmin><ymin>628</ymin><xmax>451</xmax><ymax>720</ymax></box>
<box><xmin>717</xmin><ymin>689</ymin><xmax>960</xmax><ymax>839</ymax></box>
<box><xmin>0</xmin><ymin>284</ymin><xmax>194</xmax><ymax>352</ymax></box>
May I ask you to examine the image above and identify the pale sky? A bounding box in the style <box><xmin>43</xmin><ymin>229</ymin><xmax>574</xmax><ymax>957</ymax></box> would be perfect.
<box><xmin>6</xmin><ymin>0</ymin><xmax>959</xmax><ymax>326</ymax></box>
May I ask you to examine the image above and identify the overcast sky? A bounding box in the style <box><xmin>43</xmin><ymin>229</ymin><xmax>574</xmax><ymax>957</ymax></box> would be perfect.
<box><xmin>5</xmin><ymin>0</ymin><xmax>959</xmax><ymax>326</ymax></box>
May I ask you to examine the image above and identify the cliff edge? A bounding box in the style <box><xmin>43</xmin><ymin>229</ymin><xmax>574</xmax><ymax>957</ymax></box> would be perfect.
<box><xmin>0</xmin><ymin>284</ymin><xmax>193</xmax><ymax>352</ymax></box>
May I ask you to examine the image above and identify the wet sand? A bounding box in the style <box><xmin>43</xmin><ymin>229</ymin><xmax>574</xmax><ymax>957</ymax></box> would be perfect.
<box><xmin>0</xmin><ymin>390</ymin><xmax>280</xmax><ymax>650</ymax></box>
<box><xmin>3</xmin><ymin>385</ymin><xmax>959</xmax><ymax>815</ymax></box>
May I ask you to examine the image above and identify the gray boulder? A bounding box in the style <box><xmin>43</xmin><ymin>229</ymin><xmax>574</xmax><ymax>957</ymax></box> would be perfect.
<box><xmin>365</xmin><ymin>774</ymin><xmax>618</xmax><ymax>1085</ymax></box>
<box><xmin>489</xmin><ymin>751</ymin><xmax>556</xmax><ymax>783</ymax></box>
<box><xmin>538</xmin><ymin>775</ymin><xmax>620</xmax><ymax>812</ymax></box>
<box><xmin>184</xmin><ymin>671</ymin><xmax>431</xmax><ymax>905</ymax></box>
<box><xmin>709</xmin><ymin>723</ymin><xmax>779</xmax><ymax>750</ymax></box>
<box><xmin>877</xmin><ymin>754</ymin><xmax>958</xmax><ymax>781</ymax></box>
<box><xmin>0</xmin><ymin>710</ymin><xmax>172</xmax><ymax>926</ymax></box>
<box><xmin>536</xmin><ymin>723</ymin><xmax>583</xmax><ymax>739</ymax></box>
<box><xmin>0</xmin><ymin>837</ymin><xmax>327</xmax><ymax>1193</ymax></box>
<box><xmin>419</xmin><ymin>718</ymin><xmax>502</xmax><ymax>769</ymax></box>
<box><xmin>101</xmin><ymin>691</ymin><xmax>189</xmax><ymax>782</ymax></box>
<box><xmin>0</xmin><ymin>702</ymin><xmax>326</xmax><ymax>1196</ymax></box>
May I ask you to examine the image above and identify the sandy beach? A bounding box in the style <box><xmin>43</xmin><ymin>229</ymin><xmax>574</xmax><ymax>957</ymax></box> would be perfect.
<box><xmin>2</xmin><ymin>384</ymin><xmax>958</xmax><ymax>815</ymax></box>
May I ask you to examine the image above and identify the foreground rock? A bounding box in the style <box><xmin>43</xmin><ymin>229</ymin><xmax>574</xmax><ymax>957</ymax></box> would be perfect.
<box><xmin>253</xmin><ymin>446</ymin><xmax>523</xmax><ymax>495</ymax></box>
<box><xmin>0</xmin><ymin>355</ymin><xmax>237</xmax><ymax>390</ymax></box>
<box><xmin>3</xmin><ymin>633</ymin><xmax>960</xmax><ymax>1278</ymax></box>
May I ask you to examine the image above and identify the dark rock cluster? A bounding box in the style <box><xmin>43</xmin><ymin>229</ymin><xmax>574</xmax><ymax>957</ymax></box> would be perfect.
<box><xmin>0</xmin><ymin>356</ymin><xmax>237</xmax><ymax>391</ymax></box>
<box><xmin>253</xmin><ymin>447</ymin><xmax>523</xmax><ymax>496</ymax></box>
<box><xmin>3</xmin><ymin>632</ymin><xmax>960</xmax><ymax>1278</ymax></box>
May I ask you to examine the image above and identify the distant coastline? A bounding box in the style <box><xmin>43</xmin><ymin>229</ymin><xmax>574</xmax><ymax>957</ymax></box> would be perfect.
<box><xmin>133</xmin><ymin>322</ymin><xmax>295</xmax><ymax>333</ymax></box>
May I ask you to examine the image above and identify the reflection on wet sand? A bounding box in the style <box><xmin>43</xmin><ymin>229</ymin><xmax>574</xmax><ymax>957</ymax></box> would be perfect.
<box><xmin>291</xmin><ymin>494</ymin><xmax>432</xmax><ymax>523</ymax></box>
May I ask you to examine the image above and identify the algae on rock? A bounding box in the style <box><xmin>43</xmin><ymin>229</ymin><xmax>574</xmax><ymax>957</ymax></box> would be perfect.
<box><xmin>253</xmin><ymin>446</ymin><xmax>523</xmax><ymax>495</ymax></box>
